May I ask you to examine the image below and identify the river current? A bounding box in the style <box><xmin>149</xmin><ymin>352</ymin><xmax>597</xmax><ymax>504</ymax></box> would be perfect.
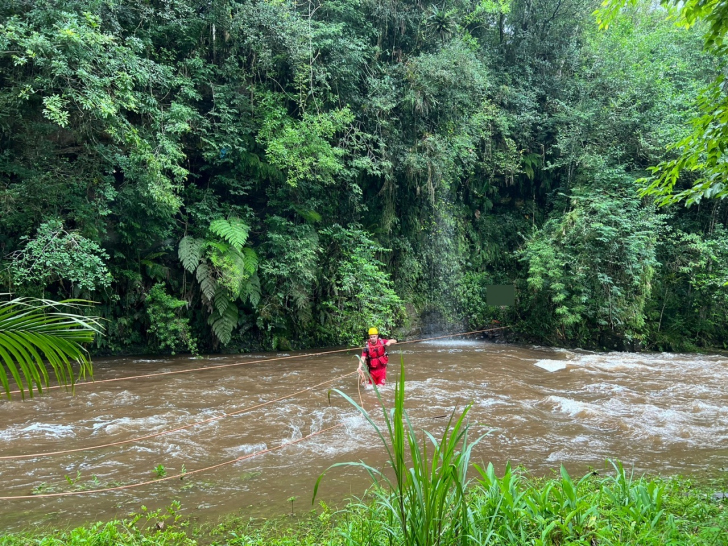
<box><xmin>1</xmin><ymin>340</ymin><xmax>726</xmax><ymax>531</ymax></box>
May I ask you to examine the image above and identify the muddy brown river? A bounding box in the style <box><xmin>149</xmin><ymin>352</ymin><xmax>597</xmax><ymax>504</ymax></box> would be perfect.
<box><xmin>1</xmin><ymin>340</ymin><xmax>727</xmax><ymax>532</ymax></box>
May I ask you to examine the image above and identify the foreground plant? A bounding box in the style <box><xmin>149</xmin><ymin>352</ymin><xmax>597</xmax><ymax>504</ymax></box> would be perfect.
<box><xmin>0</xmin><ymin>295</ymin><xmax>102</xmax><ymax>399</ymax></box>
<box><xmin>315</xmin><ymin>359</ymin><xmax>489</xmax><ymax>546</ymax></box>
<box><xmin>1</xmin><ymin>471</ymin><xmax>725</xmax><ymax>545</ymax></box>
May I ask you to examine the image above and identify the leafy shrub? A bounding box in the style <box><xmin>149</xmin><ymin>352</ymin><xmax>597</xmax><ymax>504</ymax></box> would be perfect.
<box><xmin>519</xmin><ymin>166</ymin><xmax>664</xmax><ymax>346</ymax></box>
<box><xmin>647</xmin><ymin>225</ymin><xmax>728</xmax><ymax>350</ymax></box>
<box><xmin>257</xmin><ymin>216</ymin><xmax>321</xmax><ymax>349</ymax></box>
<box><xmin>146</xmin><ymin>284</ymin><xmax>197</xmax><ymax>355</ymax></box>
<box><xmin>317</xmin><ymin>225</ymin><xmax>404</xmax><ymax>345</ymax></box>
<box><xmin>6</xmin><ymin>220</ymin><xmax>111</xmax><ymax>296</ymax></box>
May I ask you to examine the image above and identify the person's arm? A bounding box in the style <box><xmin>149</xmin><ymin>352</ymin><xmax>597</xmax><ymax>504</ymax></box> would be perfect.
<box><xmin>385</xmin><ymin>339</ymin><xmax>397</xmax><ymax>346</ymax></box>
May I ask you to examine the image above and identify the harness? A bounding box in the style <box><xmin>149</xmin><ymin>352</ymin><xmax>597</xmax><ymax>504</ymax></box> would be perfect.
<box><xmin>363</xmin><ymin>339</ymin><xmax>388</xmax><ymax>370</ymax></box>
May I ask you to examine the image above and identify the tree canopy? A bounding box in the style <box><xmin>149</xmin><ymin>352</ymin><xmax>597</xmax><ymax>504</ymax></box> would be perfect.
<box><xmin>1</xmin><ymin>0</ymin><xmax>726</xmax><ymax>352</ymax></box>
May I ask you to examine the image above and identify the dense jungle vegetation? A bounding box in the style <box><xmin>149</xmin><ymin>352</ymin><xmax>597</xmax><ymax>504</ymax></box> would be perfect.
<box><xmin>2</xmin><ymin>0</ymin><xmax>728</xmax><ymax>354</ymax></box>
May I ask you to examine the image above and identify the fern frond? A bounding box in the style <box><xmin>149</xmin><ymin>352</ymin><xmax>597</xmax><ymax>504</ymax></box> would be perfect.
<box><xmin>213</xmin><ymin>289</ymin><xmax>231</xmax><ymax>315</ymax></box>
<box><xmin>244</xmin><ymin>274</ymin><xmax>262</xmax><ymax>307</ymax></box>
<box><xmin>207</xmin><ymin>240</ymin><xmax>231</xmax><ymax>255</ymax></box>
<box><xmin>208</xmin><ymin>303</ymin><xmax>238</xmax><ymax>345</ymax></box>
<box><xmin>210</xmin><ymin>217</ymin><xmax>250</xmax><ymax>251</ymax></box>
<box><xmin>242</xmin><ymin>247</ymin><xmax>259</xmax><ymax>277</ymax></box>
<box><xmin>293</xmin><ymin>290</ymin><xmax>310</xmax><ymax>311</ymax></box>
<box><xmin>178</xmin><ymin>237</ymin><xmax>204</xmax><ymax>273</ymax></box>
<box><xmin>195</xmin><ymin>263</ymin><xmax>218</xmax><ymax>302</ymax></box>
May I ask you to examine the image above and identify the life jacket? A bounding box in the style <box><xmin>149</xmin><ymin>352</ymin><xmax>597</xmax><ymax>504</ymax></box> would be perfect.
<box><xmin>363</xmin><ymin>339</ymin><xmax>388</xmax><ymax>369</ymax></box>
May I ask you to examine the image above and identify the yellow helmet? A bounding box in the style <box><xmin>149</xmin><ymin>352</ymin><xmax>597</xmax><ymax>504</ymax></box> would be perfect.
<box><xmin>368</xmin><ymin>327</ymin><xmax>379</xmax><ymax>335</ymax></box>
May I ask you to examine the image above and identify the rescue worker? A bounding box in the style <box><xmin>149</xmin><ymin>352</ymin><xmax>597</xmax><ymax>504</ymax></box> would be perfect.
<box><xmin>359</xmin><ymin>327</ymin><xmax>397</xmax><ymax>386</ymax></box>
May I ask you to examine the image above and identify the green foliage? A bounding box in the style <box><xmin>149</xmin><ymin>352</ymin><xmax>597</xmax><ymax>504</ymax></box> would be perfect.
<box><xmin>318</xmin><ymin>225</ymin><xmax>404</xmax><ymax>345</ymax></box>
<box><xmin>146</xmin><ymin>284</ymin><xmax>197</xmax><ymax>355</ymax></box>
<box><xmin>520</xmin><ymin>165</ymin><xmax>663</xmax><ymax>345</ymax></box>
<box><xmin>0</xmin><ymin>295</ymin><xmax>102</xmax><ymax>399</ymax></box>
<box><xmin>210</xmin><ymin>218</ymin><xmax>251</xmax><ymax>252</ymax></box>
<box><xmin>0</xmin><ymin>0</ymin><xmax>724</xmax><ymax>352</ymax></box>
<box><xmin>596</xmin><ymin>0</ymin><xmax>728</xmax><ymax>207</ymax></box>
<box><xmin>6</xmin><ymin>220</ymin><xmax>111</xmax><ymax>296</ymax></box>
<box><xmin>640</xmin><ymin>78</ymin><xmax>728</xmax><ymax>206</ymax></box>
<box><xmin>259</xmin><ymin>105</ymin><xmax>355</xmax><ymax>188</ymax></box>
<box><xmin>178</xmin><ymin>217</ymin><xmax>259</xmax><ymax>346</ymax></box>
<box><xmin>0</xmin><ymin>502</ymin><xmax>192</xmax><ymax>546</ymax></box>
<box><xmin>0</xmin><ymin>6</ymin><xmax>188</xmax><ymax>211</ymax></box>
<box><xmin>1</xmin><ymin>468</ymin><xmax>727</xmax><ymax>544</ymax></box>
<box><xmin>257</xmin><ymin>217</ymin><xmax>320</xmax><ymax>348</ymax></box>
<box><xmin>646</xmin><ymin>223</ymin><xmax>728</xmax><ymax>350</ymax></box>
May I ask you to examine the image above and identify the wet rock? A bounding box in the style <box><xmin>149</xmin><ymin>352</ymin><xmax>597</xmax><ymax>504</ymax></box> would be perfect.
<box><xmin>155</xmin><ymin>521</ymin><xmax>165</xmax><ymax>530</ymax></box>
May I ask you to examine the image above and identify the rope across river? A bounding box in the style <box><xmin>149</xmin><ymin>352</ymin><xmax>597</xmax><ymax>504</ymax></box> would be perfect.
<box><xmin>6</xmin><ymin>326</ymin><xmax>509</xmax><ymax>396</ymax></box>
<box><xmin>0</xmin><ymin>425</ymin><xmax>344</xmax><ymax>500</ymax></box>
<box><xmin>0</xmin><ymin>372</ymin><xmax>358</xmax><ymax>460</ymax></box>
<box><xmin>2</xmin><ymin>326</ymin><xmax>507</xmax><ymax>460</ymax></box>
<box><xmin>0</xmin><ymin>326</ymin><xmax>508</xmax><ymax>499</ymax></box>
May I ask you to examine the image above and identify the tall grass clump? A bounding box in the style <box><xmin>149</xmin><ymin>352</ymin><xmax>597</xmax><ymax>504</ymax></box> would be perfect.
<box><xmin>468</xmin><ymin>460</ymin><xmax>707</xmax><ymax>545</ymax></box>
<box><xmin>314</xmin><ymin>359</ymin><xmax>489</xmax><ymax>546</ymax></box>
<box><xmin>471</xmin><ymin>462</ymin><xmax>602</xmax><ymax>545</ymax></box>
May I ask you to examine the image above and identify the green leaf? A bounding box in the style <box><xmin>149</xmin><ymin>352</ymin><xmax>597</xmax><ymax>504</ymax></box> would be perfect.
<box><xmin>178</xmin><ymin>236</ymin><xmax>204</xmax><ymax>273</ymax></box>
<box><xmin>0</xmin><ymin>296</ymin><xmax>101</xmax><ymax>399</ymax></box>
<box><xmin>208</xmin><ymin>303</ymin><xmax>238</xmax><ymax>345</ymax></box>
<box><xmin>209</xmin><ymin>218</ymin><xmax>250</xmax><ymax>251</ymax></box>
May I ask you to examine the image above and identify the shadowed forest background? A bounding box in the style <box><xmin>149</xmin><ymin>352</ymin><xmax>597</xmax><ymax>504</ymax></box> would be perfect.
<box><xmin>2</xmin><ymin>0</ymin><xmax>727</xmax><ymax>354</ymax></box>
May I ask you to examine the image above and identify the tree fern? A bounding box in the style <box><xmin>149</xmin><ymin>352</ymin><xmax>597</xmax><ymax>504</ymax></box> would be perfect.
<box><xmin>177</xmin><ymin>218</ymin><xmax>259</xmax><ymax>346</ymax></box>
<box><xmin>209</xmin><ymin>217</ymin><xmax>250</xmax><ymax>251</ymax></box>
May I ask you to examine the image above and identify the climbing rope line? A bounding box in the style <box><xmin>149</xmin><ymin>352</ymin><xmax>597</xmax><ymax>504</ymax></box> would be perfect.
<box><xmin>0</xmin><ymin>424</ymin><xmax>344</xmax><ymax>500</ymax></box>
<box><xmin>6</xmin><ymin>347</ymin><xmax>359</xmax><ymax>396</ymax></box>
<box><xmin>0</xmin><ymin>326</ymin><xmax>509</xmax><ymax>500</ymax></box>
<box><xmin>0</xmin><ymin>372</ymin><xmax>358</xmax><ymax>460</ymax></box>
<box><xmin>6</xmin><ymin>326</ymin><xmax>510</xmax><ymax>396</ymax></box>
<box><xmin>1</xmin><ymin>326</ymin><xmax>507</xmax><ymax>461</ymax></box>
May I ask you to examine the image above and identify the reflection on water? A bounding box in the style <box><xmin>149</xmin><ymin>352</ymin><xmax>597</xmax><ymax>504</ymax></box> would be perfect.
<box><xmin>1</xmin><ymin>341</ymin><xmax>727</xmax><ymax>531</ymax></box>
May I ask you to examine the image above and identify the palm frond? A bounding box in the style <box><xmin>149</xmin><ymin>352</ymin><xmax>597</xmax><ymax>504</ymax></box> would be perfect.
<box><xmin>0</xmin><ymin>295</ymin><xmax>103</xmax><ymax>399</ymax></box>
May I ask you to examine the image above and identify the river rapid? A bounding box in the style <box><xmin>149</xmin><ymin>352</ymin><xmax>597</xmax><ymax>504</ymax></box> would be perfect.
<box><xmin>1</xmin><ymin>340</ymin><xmax>727</xmax><ymax>532</ymax></box>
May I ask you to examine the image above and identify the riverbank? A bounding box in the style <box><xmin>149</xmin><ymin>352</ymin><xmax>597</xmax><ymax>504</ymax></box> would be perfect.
<box><xmin>1</xmin><ymin>468</ymin><xmax>726</xmax><ymax>545</ymax></box>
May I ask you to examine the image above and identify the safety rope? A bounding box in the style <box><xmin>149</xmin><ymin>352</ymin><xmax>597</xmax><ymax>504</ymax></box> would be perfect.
<box><xmin>0</xmin><ymin>424</ymin><xmax>344</xmax><ymax>499</ymax></box>
<box><xmin>6</xmin><ymin>326</ymin><xmax>509</xmax><ymax>396</ymax></box>
<box><xmin>0</xmin><ymin>372</ymin><xmax>357</xmax><ymax>460</ymax></box>
<box><xmin>0</xmin><ymin>326</ymin><xmax>509</xmax><ymax>499</ymax></box>
<box><xmin>2</xmin><ymin>326</ymin><xmax>507</xmax><ymax>461</ymax></box>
